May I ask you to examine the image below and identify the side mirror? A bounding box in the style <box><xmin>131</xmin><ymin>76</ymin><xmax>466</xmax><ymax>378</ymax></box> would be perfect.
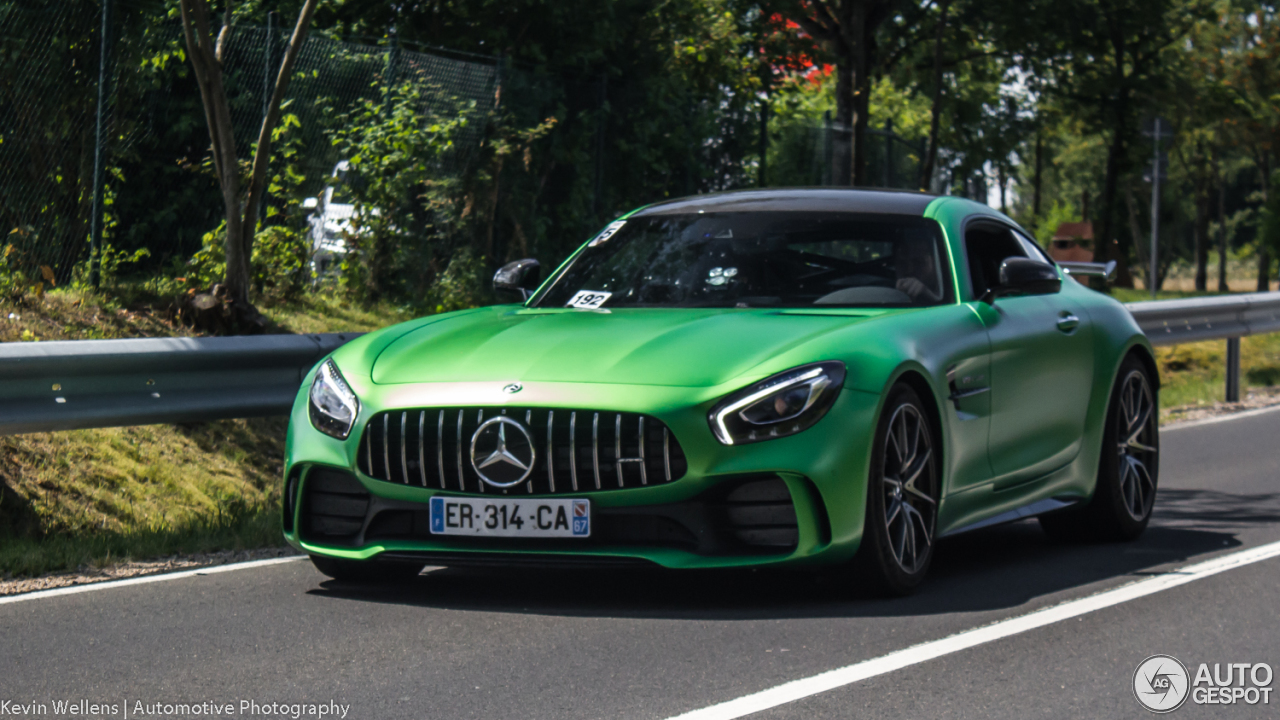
<box><xmin>986</xmin><ymin>257</ymin><xmax>1061</xmax><ymax>302</ymax></box>
<box><xmin>493</xmin><ymin>258</ymin><xmax>541</xmax><ymax>301</ymax></box>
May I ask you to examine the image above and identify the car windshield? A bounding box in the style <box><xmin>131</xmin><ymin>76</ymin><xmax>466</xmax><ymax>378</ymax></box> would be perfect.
<box><xmin>532</xmin><ymin>211</ymin><xmax>952</xmax><ymax>309</ymax></box>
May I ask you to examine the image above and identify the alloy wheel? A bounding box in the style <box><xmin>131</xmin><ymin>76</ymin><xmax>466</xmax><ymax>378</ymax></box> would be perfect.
<box><xmin>881</xmin><ymin>403</ymin><xmax>937</xmax><ymax>574</ymax></box>
<box><xmin>1116</xmin><ymin>369</ymin><xmax>1158</xmax><ymax>522</ymax></box>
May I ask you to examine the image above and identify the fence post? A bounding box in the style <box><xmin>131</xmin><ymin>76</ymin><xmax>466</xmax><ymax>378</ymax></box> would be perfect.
<box><xmin>1225</xmin><ymin>337</ymin><xmax>1241</xmax><ymax>403</ymax></box>
<box><xmin>385</xmin><ymin>30</ymin><xmax>400</xmax><ymax>117</ymax></box>
<box><xmin>758</xmin><ymin>100</ymin><xmax>768</xmax><ymax>188</ymax></box>
<box><xmin>89</xmin><ymin>0</ymin><xmax>113</xmax><ymax>290</ymax></box>
<box><xmin>263</xmin><ymin>12</ymin><xmax>275</xmax><ymax>121</ymax></box>
<box><xmin>594</xmin><ymin>73</ymin><xmax>607</xmax><ymax>219</ymax></box>
<box><xmin>260</xmin><ymin>12</ymin><xmax>275</xmax><ymax>231</ymax></box>
<box><xmin>884</xmin><ymin>118</ymin><xmax>893</xmax><ymax>188</ymax></box>
<box><xmin>822</xmin><ymin>110</ymin><xmax>832</xmax><ymax>186</ymax></box>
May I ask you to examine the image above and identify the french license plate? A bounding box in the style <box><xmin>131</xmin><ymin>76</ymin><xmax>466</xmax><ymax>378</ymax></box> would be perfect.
<box><xmin>429</xmin><ymin>497</ymin><xmax>590</xmax><ymax>538</ymax></box>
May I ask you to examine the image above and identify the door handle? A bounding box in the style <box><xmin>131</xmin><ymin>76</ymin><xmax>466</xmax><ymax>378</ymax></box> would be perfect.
<box><xmin>1057</xmin><ymin>313</ymin><xmax>1080</xmax><ymax>333</ymax></box>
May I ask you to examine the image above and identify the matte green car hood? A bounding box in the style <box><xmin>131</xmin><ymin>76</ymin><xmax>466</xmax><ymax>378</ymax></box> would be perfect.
<box><xmin>371</xmin><ymin>305</ymin><xmax>888</xmax><ymax>387</ymax></box>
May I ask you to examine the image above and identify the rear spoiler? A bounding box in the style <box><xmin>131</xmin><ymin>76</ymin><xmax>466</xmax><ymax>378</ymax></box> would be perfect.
<box><xmin>1059</xmin><ymin>260</ymin><xmax>1117</xmax><ymax>280</ymax></box>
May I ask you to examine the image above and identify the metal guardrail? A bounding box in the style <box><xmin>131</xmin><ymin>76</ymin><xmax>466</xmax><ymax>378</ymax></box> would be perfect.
<box><xmin>0</xmin><ymin>333</ymin><xmax>361</xmax><ymax>435</ymax></box>
<box><xmin>1125</xmin><ymin>291</ymin><xmax>1280</xmax><ymax>402</ymax></box>
<box><xmin>1</xmin><ymin>292</ymin><xmax>1278</xmax><ymax>435</ymax></box>
<box><xmin>1124</xmin><ymin>292</ymin><xmax>1280</xmax><ymax>346</ymax></box>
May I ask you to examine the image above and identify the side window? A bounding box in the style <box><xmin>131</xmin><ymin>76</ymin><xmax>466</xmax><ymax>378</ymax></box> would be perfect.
<box><xmin>1013</xmin><ymin>229</ymin><xmax>1055</xmax><ymax>265</ymax></box>
<box><xmin>963</xmin><ymin>223</ymin><xmax>1027</xmax><ymax>299</ymax></box>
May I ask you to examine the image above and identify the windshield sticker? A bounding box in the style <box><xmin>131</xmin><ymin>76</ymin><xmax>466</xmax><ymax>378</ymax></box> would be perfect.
<box><xmin>566</xmin><ymin>290</ymin><xmax>612</xmax><ymax>309</ymax></box>
<box><xmin>588</xmin><ymin>221</ymin><xmax>627</xmax><ymax>247</ymax></box>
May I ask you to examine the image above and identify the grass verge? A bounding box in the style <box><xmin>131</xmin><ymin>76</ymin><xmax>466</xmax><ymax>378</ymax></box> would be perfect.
<box><xmin>0</xmin><ymin>287</ymin><xmax>413</xmax><ymax>579</ymax></box>
<box><xmin>0</xmin><ymin>419</ymin><xmax>287</xmax><ymax>579</ymax></box>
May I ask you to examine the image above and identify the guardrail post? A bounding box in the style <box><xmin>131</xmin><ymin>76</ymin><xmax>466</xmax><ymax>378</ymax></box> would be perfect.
<box><xmin>1225</xmin><ymin>337</ymin><xmax>1241</xmax><ymax>403</ymax></box>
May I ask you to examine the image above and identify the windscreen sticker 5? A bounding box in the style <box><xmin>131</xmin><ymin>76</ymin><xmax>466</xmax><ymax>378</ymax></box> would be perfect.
<box><xmin>566</xmin><ymin>290</ymin><xmax>612</xmax><ymax>309</ymax></box>
<box><xmin>588</xmin><ymin>220</ymin><xmax>626</xmax><ymax>247</ymax></box>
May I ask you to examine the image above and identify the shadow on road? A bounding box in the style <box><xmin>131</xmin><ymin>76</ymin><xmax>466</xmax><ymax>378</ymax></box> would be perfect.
<box><xmin>305</xmin><ymin>488</ymin><xmax>1279</xmax><ymax>620</ymax></box>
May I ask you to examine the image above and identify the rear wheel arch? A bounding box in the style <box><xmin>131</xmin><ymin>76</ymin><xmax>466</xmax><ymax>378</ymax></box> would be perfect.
<box><xmin>1125</xmin><ymin>343</ymin><xmax>1160</xmax><ymax>392</ymax></box>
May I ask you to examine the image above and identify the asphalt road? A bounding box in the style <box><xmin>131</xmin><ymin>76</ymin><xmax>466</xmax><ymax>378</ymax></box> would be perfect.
<box><xmin>3</xmin><ymin>409</ymin><xmax>1278</xmax><ymax>720</ymax></box>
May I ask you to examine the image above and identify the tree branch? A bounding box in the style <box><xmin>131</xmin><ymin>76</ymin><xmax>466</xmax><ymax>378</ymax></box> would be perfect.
<box><xmin>215</xmin><ymin>0</ymin><xmax>234</xmax><ymax>64</ymax></box>
<box><xmin>179</xmin><ymin>0</ymin><xmax>224</xmax><ymax>181</ymax></box>
<box><xmin>240</xmin><ymin>0</ymin><xmax>320</xmax><ymax>258</ymax></box>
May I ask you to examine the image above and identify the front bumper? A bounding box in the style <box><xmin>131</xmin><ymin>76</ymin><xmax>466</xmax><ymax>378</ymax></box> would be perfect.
<box><xmin>283</xmin><ymin>374</ymin><xmax>882</xmax><ymax>570</ymax></box>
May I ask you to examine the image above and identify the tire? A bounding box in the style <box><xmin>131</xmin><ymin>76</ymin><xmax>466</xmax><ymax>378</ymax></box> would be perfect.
<box><xmin>855</xmin><ymin>383</ymin><xmax>941</xmax><ymax>596</ymax></box>
<box><xmin>309</xmin><ymin>554</ymin><xmax>423</xmax><ymax>583</ymax></box>
<box><xmin>1040</xmin><ymin>355</ymin><xmax>1159</xmax><ymax>542</ymax></box>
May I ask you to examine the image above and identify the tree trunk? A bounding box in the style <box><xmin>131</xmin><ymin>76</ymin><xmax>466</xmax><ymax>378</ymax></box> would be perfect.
<box><xmin>1032</xmin><ymin>129</ymin><xmax>1043</xmax><ymax>230</ymax></box>
<box><xmin>997</xmin><ymin>165</ymin><xmax>1008</xmax><ymax>214</ymax></box>
<box><xmin>179</xmin><ymin>0</ymin><xmax>317</xmax><ymax>310</ymax></box>
<box><xmin>1097</xmin><ymin>125</ymin><xmax>1133</xmax><ymax>287</ymax></box>
<box><xmin>918</xmin><ymin>0</ymin><xmax>950</xmax><ymax>191</ymax></box>
<box><xmin>1194</xmin><ymin>183</ymin><xmax>1209</xmax><ymax>291</ymax></box>
<box><xmin>1260</xmin><ymin>157</ymin><xmax>1273</xmax><ymax>292</ymax></box>
<box><xmin>850</xmin><ymin>1</ymin><xmax>869</xmax><ymax>186</ymax></box>
<box><xmin>832</xmin><ymin>4</ymin><xmax>854</xmax><ymax>186</ymax></box>
<box><xmin>1218</xmin><ymin>167</ymin><xmax>1228</xmax><ymax>292</ymax></box>
<box><xmin>237</xmin><ymin>0</ymin><xmax>318</xmax><ymax>299</ymax></box>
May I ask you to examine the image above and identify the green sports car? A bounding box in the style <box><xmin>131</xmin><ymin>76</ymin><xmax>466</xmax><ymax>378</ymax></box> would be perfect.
<box><xmin>284</xmin><ymin>188</ymin><xmax>1159</xmax><ymax>594</ymax></box>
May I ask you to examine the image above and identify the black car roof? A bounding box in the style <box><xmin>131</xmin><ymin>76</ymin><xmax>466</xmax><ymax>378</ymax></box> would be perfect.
<box><xmin>631</xmin><ymin>188</ymin><xmax>940</xmax><ymax>217</ymax></box>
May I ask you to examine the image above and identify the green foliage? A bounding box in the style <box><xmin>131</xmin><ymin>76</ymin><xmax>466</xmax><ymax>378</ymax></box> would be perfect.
<box><xmin>327</xmin><ymin>82</ymin><xmax>473</xmax><ymax>303</ymax></box>
<box><xmin>1033</xmin><ymin>201</ymin><xmax>1081</xmax><ymax>246</ymax></box>
<box><xmin>425</xmin><ymin>246</ymin><xmax>489</xmax><ymax>314</ymax></box>
<box><xmin>187</xmin><ymin>221</ymin><xmax>311</xmax><ymax>301</ymax></box>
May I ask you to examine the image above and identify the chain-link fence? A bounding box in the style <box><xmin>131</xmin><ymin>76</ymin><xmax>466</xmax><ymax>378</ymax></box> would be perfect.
<box><xmin>0</xmin><ymin>0</ymin><xmax>503</xmax><ymax>286</ymax></box>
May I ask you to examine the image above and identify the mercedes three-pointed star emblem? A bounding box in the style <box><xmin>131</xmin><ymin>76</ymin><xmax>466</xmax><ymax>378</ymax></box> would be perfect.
<box><xmin>469</xmin><ymin>416</ymin><xmax>537</xmax><ymax>488</ymax></box>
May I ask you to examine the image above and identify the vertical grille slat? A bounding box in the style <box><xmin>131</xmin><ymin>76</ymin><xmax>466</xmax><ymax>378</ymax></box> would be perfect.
<box><xmin>436</xmin><ymin>410</ymin><xmax>446</xmax><ymax>490</ymax></box>
<box><xmin>475</xmin><ymin>409</ymin><xmax>485</xmax><ymax>494</ymax></box>
<box><xmin>638</xmin><ymin>416</ymin><xmax>648</xmax><ymax>486</ymax></box>
<box><xmin>455</xmin><ymin>409</ymin><xmax>464</xmax><ymax>492</ymax></box>
<box><xmin>364</xmin><ymin>421</ymin><xmax>374</xmax><ymax>476</ymax></box>
<box><xmin>614</xmin><ymin>413</ymin><xmax>623</xmax><ymax>488</ymax></box>
<box><xmin>400</xmin><ymin>412</ymin><xmax>410</xmax><ymax>486</ymax></box>
<box><xmin>663</xmin><ymin>427</ymin><xmax>672</xmax><ymax>482</ymax></box>
<box><xmin>382</xmin><ymin>414</ymin><xmax>391</xmax><ymax>486</ymax></box>
<box><xmin>525</xmin><ymin>410</ymin><xmax>534</xmax><ymax>494</ymax></box>
<box><xmin>359</xmin><ymin>406</ymin><xmax>686</xmax><ymax>495</ymax></box>
<box><xmin>418</xmin><ymin>411</ymin><xmax>427</xmax><ymax>487</ymax></box>
<box><xmin>592</xmin><ymin>412</ymin><xmax>601</xmax><ymax>490</ymax></box>
<box><xmin>546</xmin><ymin>410</ymin><xmax>556</xmax><ymax>494</ymax></box>
<box><xmin>570</xmin><ymin>412</ymin><xmax>579</xmax><ymax>492</ymax></box>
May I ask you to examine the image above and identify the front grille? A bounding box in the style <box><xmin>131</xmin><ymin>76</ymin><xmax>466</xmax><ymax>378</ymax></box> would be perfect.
<box><xmin>357</xmin><ymin>407</ymin><xmax>688</xmax><ymax>495</ymax></box>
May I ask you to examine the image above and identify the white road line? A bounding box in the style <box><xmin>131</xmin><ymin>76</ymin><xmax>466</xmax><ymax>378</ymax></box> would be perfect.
<box><xmin>1163</xmin><ymin>403</ymin><xmax>1280</xmax><ymax>431</ymax></box>
<box><xmin>0</xmin><ymin>556</ymin><xmax>306</xmax><ymax>606</ymax></box>
<box><xmin>664</xmin><ymin>539</ymin><xmax>1280</xmax><ymax>720</ymax></box>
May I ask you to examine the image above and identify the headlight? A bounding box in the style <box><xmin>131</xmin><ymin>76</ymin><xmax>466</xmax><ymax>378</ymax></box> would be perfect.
<box><xmin>309</xmin><ymin>359</ymin><xmax>360</xmax><ymax>439</ymax></box>
<box><xmin>708</xmin><ymin>362</ymin><xmax>846</xmax><ymax>445</ymax></box>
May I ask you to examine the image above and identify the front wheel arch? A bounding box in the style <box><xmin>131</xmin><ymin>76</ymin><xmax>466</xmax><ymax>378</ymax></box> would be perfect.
<box><xmin>882</xmin><ymin>368</ymin><xmax>947</xmax><ymax>498</ymax></box>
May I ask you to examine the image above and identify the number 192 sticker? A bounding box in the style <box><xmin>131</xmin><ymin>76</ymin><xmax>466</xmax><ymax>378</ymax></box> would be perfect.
<box><xmin>566</xmin><ymin>290</ymin><xmax>612</xmax><ymax>309</ymax></box>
